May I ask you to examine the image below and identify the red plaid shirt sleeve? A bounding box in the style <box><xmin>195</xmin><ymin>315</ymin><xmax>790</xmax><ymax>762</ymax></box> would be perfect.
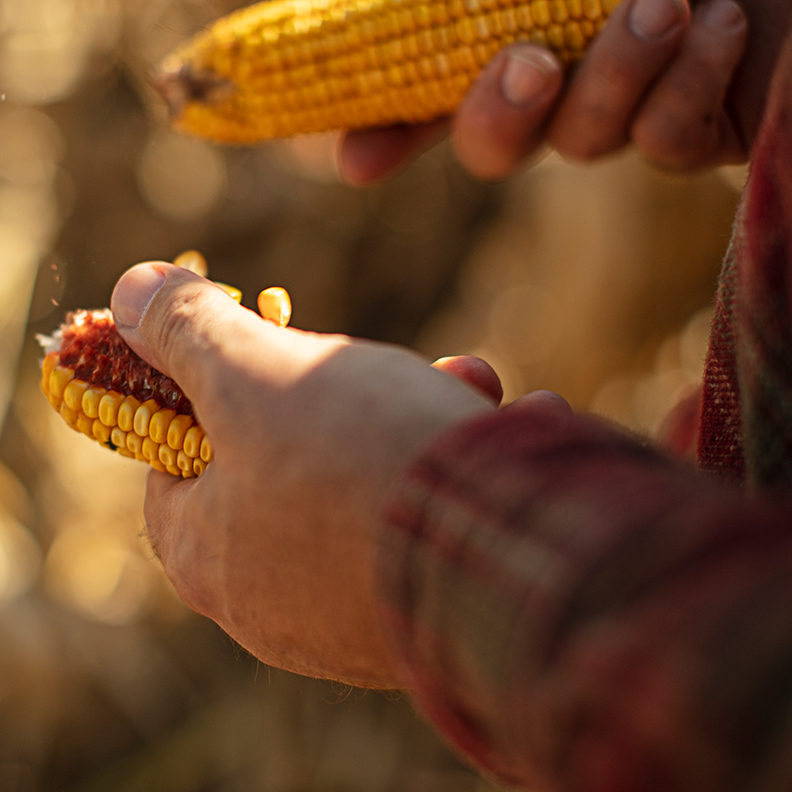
<box><xmin>379</xmin><ymin>408</ymin><xmax>792</xmax><ymax>791</ymax></box>
<box><xmin>377</xmin><ymin>33</ymin><xmax>792</xmax><ymax>792</ymax></box>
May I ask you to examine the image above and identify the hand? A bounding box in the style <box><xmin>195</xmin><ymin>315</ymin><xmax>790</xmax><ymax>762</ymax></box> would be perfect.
<box><xmin>110</xmin><ymin>262</ymin><xmax>494</xmax><ymax>688</ymax></box>
<box><xmin>338</xmin><ymin>0</ymin><xmax>750</xmax><ymax>182</ymax></box>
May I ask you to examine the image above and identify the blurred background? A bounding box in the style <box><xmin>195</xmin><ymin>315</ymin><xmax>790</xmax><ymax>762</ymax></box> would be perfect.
<box><xmin>0</xmin><ymin>0</ymin><xmax>745</xmax><ymax>789</ymax></box>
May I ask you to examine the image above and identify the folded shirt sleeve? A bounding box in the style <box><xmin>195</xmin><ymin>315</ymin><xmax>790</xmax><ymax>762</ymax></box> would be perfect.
<box><xmin>377</xmin><ymin>404</ymin><xmax>792</xmax><ymax>792</ymax></box>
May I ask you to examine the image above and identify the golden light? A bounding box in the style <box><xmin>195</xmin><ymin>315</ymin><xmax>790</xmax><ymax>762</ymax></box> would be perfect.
<box><xmin>138</xmin><ymin>130</ymin><xmax>227</xmax><ymax>221</ymax></box>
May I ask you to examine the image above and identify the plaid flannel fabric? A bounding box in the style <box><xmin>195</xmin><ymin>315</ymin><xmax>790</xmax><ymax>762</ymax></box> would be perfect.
<box><xmin>379</xmin><ymin>35</ymin><xmax>792</xmax><ymax>792</ymax></box>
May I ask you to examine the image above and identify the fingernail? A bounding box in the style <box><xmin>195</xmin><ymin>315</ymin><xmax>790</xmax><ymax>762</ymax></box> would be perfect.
<box><xmin>112</xmin><ymin>264</ymin><xmax>166</xmax><ymax>329</ymax></box>
<box><xmin>501</xmin><ymin>48</ymin><xmax>560</xmax><ymax>107</ymax></box>
<box><xmin>630</xmin><ymin>0</ymin><xmax>683</xmax><ymax>40</ymax></box>
<box><xmin>698</xmin><ymin>0</ymin><xmax>743</xmax><ymax>29</ymax></box>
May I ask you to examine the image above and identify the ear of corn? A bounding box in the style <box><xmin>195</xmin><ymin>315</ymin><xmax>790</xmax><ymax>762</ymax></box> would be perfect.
<box><xmin>38</xmin><ymin>253</ymin><xmax>292</xmax><ymax>479</ymax></box>
<box><xmin>156</xmin><ymin>0</ymin><xmax>622</xmax><ymax>144</ymax></box>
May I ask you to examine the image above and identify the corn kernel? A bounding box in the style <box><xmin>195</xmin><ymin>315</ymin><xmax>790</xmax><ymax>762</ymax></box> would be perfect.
<box><xmin>126</xmin><ymin>432</ymin><xmax>143</xmax><ymax>456</ymax></box>
<box><xmin>76</xmin><ymin>413</ymin><xmax>94</xmax><ymax>436</ymax></box>
<box><xmin>64</xmin><ymin>379</ymin><xmax>90</xmax><ymax>412</ymax></box>
<box><xmin>166</xmin><ymin>465</ymin><xmax>181</xmax><ymax>477</ymax></box>
<box><xmin>150</xmin><ymin>409</ymin><xmax>176</xmax><ymax>444</ymax></box>
<box><xmin>59</xmin><ymin>402</ymin><xmax>79</xmax><ymax>428</ymax></box>
<box><xmin>92</xmin><ymin>419</ymin><xmax>112</xmax><ymax>445</ymax></box>
<box><xmin>167</xmin><ymin>414</ymin><xmax>194</xmax><ymax>450</ymax></box>
<box><xmin>159</xmin><ymin>444</ymin><xmax>178</xmax><ymax>467</ymax></box>
<box><xmin>142</xmin><ymin>437</ymin><xmax>160</xmax><ymax>462</ymax></box>
<box><xmin>177</xmin><ymin>450</ymin><xmax>193</xmax><ymax>472</ymax></box>
<box><xmin>50</xmin><ymin>367</ymin><xmax>75</xmax><ymax>399</ymax></box>
<box><xmin>200</xmin><ymin>435</ymin><xmax>214</xmax><ymax>463</ymax></box>
<box><xmin>118</xmin><ymin>396</ymin><xmax>141</xmax><ymax>432</ymax></box>
<box><xmin>193</xmin><ymin>458</ymin><xmax>207</xmax><ymax>476</ymax></box>
<box><xmin>183</xmin><ymin>426</ymin><xmax>205</xmax><ymax>458</ymax></box>
<box><xmin>133</xmin><ymin>399</ymin><xmax>160</xmax><ymax>438</ymax></box>
<box><xmin>111</xmin><ymin>427</ymin><xmax>127</xmax><ymax>449</ymax></box>
<box><xmin>41</xmin><ymin>352</ymin><xmax>59</xmax><ymax>394</ymax></box>
<box><xmin>150</xmin><ymin>460</ymin><xmax>168</xmax><ymax>473</ymax></box>
<box><xmin>82</xmin><ymin>385</ymin><xmax>108</xmax><ymax>419</ymax></box>
<box><xmin>98</xmin><ymin>391</ymin><xmax>124</xmax><ymax>427</ymax></box>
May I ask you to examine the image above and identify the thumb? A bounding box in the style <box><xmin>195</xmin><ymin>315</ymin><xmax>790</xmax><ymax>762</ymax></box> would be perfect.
<box><xmin>110</xmin><ymin>261</ymin><xmax>254</xmax><ymax>405</ymax></box>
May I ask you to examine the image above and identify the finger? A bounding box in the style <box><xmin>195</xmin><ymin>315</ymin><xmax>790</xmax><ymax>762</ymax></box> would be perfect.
<box><xmin>143</xmin><ymin>467</ymin><xmax>218</xmax><ymax>618</ymax></box>
<box><xmin>110</xmin><ymin>262</ymin><xmax>284</xmax><ymax>425</ymax></box>
<box><xmin>548</xmin><ymin>0</ymin><xmax>691</xmax><ymax>160</ymax></box>
<box><xmin>507</xmin><ymin>390</ymin><xmax>572</xmax><ymax>413</ymax></box>
<box><xmin>431</xmin><ymin>355</ymin><xmax>504</xmax><ymax>405</ymax></box>
<box><xmin>451</xmin><ymin>44</ymin><xmax>563</xmax><ymax>180</ymax></box>
<box><xmin>336</xmin><ymin>120</ymin><xmax>448</xmax><ymax>185</ymax></box>
<box><xmin>631</xmin><ymin>0</ymin><xmax>748</xmax><ymax>169</ymax></box>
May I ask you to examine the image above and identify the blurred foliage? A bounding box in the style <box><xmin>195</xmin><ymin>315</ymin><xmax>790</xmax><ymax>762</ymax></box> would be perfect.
<box><xmin>0</xmin><ymin>0</ymin><xmax>744</xmax><ymax>789</ymax></box>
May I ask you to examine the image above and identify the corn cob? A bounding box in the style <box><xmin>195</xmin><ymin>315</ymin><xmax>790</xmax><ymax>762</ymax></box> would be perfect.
<box><xmin>156</xmin><ymin>0</ymin><xmax>621</xmax><ymax>144</ymax></box>
<box><xmin>38</xmin><ymin>253</ymin><xmax>292</xmax><ymax>479</ymax></box>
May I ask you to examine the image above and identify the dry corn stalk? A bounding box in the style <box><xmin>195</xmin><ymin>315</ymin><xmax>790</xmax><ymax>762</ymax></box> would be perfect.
<box><xmin>156</xmin><ymin>0</ymin><xmax>621</xmax><ymax>143</ymax></box>
<box><xmin>38</xmin><ymin>253</ymin><xmax>292</xmax><ymax>479</ymax></box>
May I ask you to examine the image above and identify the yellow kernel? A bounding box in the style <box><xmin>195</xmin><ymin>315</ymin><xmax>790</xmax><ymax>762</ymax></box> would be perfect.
<box><xmin>173</xmin><ymin>250</ymin><xmax>208</xmax><ymax>277</ymax></box>
<box><xmin>41</xmin><ymin>352</ymin><xmax>59</xmax><ymax>394</ymax></box>
<box><xmin>142</xmin><ymin>437</ymin><xmax>160</xmax><ymax>462</ymax></box>
<box><xmin>529</xmin><ymin>27</ymin><xmax>548</xmax><ymax>45</ymax></box>
<box><xmin>455</xmin><ymin>17</ymin><xmax>476</xmax><ymax>44</ymax></box>
<box><xmin>118</xmin><ymin>396</ymin><xmax>141</xmax><ymax>432</ymax></box>
<box><xmin>547</xmin><ymin>22</ymin><xmax>564</xmax><ymax>47</ymax></box>
<box><xmin>63</xmin><ymin>379</ymin><xmax>90</xmax><ymax>412</ymax></box>
<box><xmin>167</xmin><ymin>414</ymin><xmax>194</xmax><ymax>450</ymax></box>
<box><xmin>177</xmin><ymin>450</ymin><xmax>192</xmax><ymax>472</ymax></box>
<box><xmin>92</xmin><ymin>420</ymin><xmax>112</xmax><ymax>445</ymax></box>
<box><xmin>474</xmin><ymin>15</ymin><xmax>490</xmax><ymax>39</ymax></box>
<box><xmin>582</xmin><ymin>0</ymin><xmax>601</xmax><ymax>19</ymax></box>
<box><xmin>76</xmin><ymin>413</ymin><xmax>94</xmax><ymax>436</ymax></box>
<box><xmin>111</xmin><ymin>427</ymin><xmax>127</xmax><ymax>449</ymax></box>
<box><xmin>530</xmin><ymin>0</ymin><xmax>551</xmax><ymax>26</ymax></box>
<box><xmin>550</xmin><ymin>0</ymin><xmax>569</xmax><ymax>23</ymax></box>
<box><xmin>166</xmin><ymin>465</ymin><xmax>181</xmax><ymax>477</ymax></box>
<box><xmin>82</xmin><ymin>386</ymin><xmax>107</xmax><ymax>419</ymax></box>
<box><xmin>98</xmin><ymin>391</ymin><xmax>124</xmax><ymax>427</ymax></box>
<box><xmin>200</xmin><ymin>436</ymin><xmax>214</xmax><ymax>463</ymax></box>
<box><xmin>193</xmin><ymin>458</ymin><xmax>207</xmax><ymax>476</ymax></box>
<box><xmin>117</xmin><ymin>448</ymin><xmax>136</xmax><ymax>459</ymax></box>
<box><xmin>515</xmin><ymin>4</ymin><xmax>534</xmax><ymax>29</ymax></box>
<box><xmin>150</xmin><ymin>460</ymin><xmax>167</xmax><ymax>473</ymax></box>
<box><xmin>159</xmin><ymin>444</ymin><xmax>178</xmax><ymax>467</ymax></box>
<box><xmin>183</xmin><ymin>426</ymin><xmax>205</xmax><ymax>458</ymax></box>
<box><xmin>59</xmin><ymin>402</ymin><xmax>78</xmax><ymax>428</ymax></box>
<box><xmin>126</xmin><ymin>433</ymin><xmax>143</xmax><ymax>456</ymax></box>
<box><xmin>50</xmin><ymin>367</ymin><xmax>75</xmax><ymax>399</ymax></box>
<box><xmin>149</xmin><ymin>409</ymin><xmax>176</xmax><ymax>444</ymax></box>
<box><xmin>486</xmin><ymin>11</ymin><xmax>504</xmax><ymax>36</ymax></box>
<box><xmin>133</xmin><ymin>399</ymin><xmax>160</xmax><ymax>438</ymax></box>
<box><xmin>564</xmin><ymin>19</ymin><xmax>585</xmax><ymax>49</ymax></box>
<box><xmin>501</xmin><ymin>7</ymin><xmax>518</xmax><ymax>32</ymax></box>
<box><xmin>566</xmin><ymin>0</ymin><xmax>583</xmax><ymax>17</ymax></box>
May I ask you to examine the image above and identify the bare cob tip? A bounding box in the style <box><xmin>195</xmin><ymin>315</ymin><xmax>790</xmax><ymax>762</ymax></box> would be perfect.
<box><xmin>152</xmin><ymin>56</ymin><xmax>233</xmax><ymax>122</ymax></box>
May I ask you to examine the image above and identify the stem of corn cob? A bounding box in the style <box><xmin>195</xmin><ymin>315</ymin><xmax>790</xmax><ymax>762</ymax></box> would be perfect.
<box><xmin>38</xmin><ymin>252</ymin><xmax>292</xmax><ymax>479</ymax></box>
<box><xmin>155</xmin><ymin>0</ymin><xmax>621</xmax><ymax>144</ymax></box>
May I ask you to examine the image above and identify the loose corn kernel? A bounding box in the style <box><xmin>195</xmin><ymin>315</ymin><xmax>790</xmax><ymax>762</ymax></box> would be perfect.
<box><xmin>167</xmin><ymin>414</ymin><xmax>194</xmax><ymax>450</ymax></box>
<box><xmin>183</xmin><ymin>426</ymin><xmax>205</xmax><ymax>458</ymax></box>
<box><xmin>98</xmin><ymin>391</ymin><xmax>125</xmax><ymax>427</ymax></box>
<box><xmin>118</xmin><ymin>396</ymin><xmax>142</xmax><ymax>432</ymax></box>
<box><xmin>133</xmin><ymin>399</ymin><xmax>160</xmax><ymax>438</ymax></box>
<box><xmin>150</xmin><ymin>409</ymin><xmax>176</xmax><ymax>444</ymax></box>
<box><xmin>82</xmin><ymin>385</ymin><xmax>108</xmax><ymax>419</ymax></box>
<box><xmin>63</xmin><ymin>380</ymin><xmax>90</xmax><ymax>412</ymax></box>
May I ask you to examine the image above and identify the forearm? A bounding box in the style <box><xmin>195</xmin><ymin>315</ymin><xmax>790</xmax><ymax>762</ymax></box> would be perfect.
<box><xmin>379</xmin><ymin>407</ymin><xmax>792</xmax><ymax>791</ymax></box>
<box><xmin>730</xmin><ymin>0</ymin><xmax>792</xmax><ymax>146</ymax></box>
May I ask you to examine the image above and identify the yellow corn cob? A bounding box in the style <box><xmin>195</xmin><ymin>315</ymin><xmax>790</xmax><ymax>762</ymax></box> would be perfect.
<box><xmin>38</xmin><ymin>252</ymin><xmax>293</xmax><ymax>479</ymax></box>
<box><xmin>156</xmin><ymin>0</ymin><xmax>621</xmax><ymax>144</ymax></box>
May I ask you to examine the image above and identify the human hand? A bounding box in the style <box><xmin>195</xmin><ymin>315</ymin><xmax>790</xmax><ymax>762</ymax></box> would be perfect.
<box><xmin>338</xmin><ymin>0</ymin><xmax>749</xmax><ymax>182</ymax></box>
<box><xmin>110</xmin><ymin>263</ymin><xmax>495</xmax><ymax>688</ymax></box>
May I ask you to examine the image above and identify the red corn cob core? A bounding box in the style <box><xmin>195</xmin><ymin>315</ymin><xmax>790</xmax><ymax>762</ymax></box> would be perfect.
<box><xmin>53</xmin><ymin>309</ymin><xmax>193</xmax><ymax>416</ymax></box>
